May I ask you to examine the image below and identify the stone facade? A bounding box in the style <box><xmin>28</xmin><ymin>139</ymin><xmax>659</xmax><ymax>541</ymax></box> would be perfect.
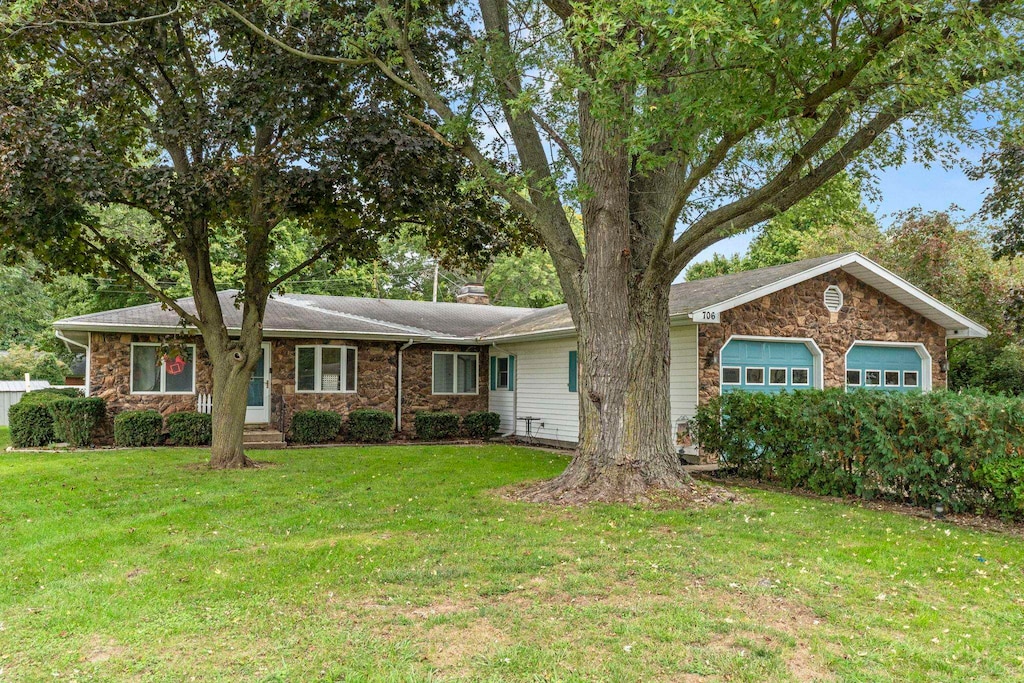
<box><xmin>399</xmin><ymin>343</ymin><xmax>489</xmax><ymax>433</ymax></box>
<box><xmin>696</xmin><ymin>271</ymin><xmax>948</xmax><ymax>406</ymax></box>
<box><xmin>88</xmin><ymin>333</ymin><xmax>489</xmax><ymax>439</ymax></box>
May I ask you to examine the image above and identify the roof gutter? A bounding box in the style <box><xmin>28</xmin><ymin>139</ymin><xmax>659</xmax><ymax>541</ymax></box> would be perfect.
<box><xmin>55</xmin><ymin>329</ymin><xmax>88</xmax><ymax>352</ymax></box>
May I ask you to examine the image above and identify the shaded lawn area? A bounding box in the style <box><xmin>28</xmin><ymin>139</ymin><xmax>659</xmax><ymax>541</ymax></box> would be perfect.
<box><xmin>1</xmin><ymin>440</ymin><xmax>1023</xmax><ymax>682</ymax></box>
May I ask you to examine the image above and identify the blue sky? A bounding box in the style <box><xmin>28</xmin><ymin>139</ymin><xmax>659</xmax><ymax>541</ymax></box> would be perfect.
<box><xmin>691</xmin><ymin>147</ymin><xmax>992</xmax><ymax>263</ymax></box>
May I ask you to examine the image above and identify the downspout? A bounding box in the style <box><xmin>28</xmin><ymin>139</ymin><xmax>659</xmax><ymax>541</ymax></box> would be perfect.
<box><xmin>396</xmin><ymin>339</ymin><xmax>416</xmax><ymax>432</ymax></box>
<box><xmin>489</xmin><ymin>343</ymin><xmax>517</xmax><ymax>438</ymax></box>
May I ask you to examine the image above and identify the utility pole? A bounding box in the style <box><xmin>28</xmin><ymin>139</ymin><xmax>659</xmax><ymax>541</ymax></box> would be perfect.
<box><xmin>432</xmin><ymin>262</ymin><xmax>439</xmax><ymax>302</ymax></box>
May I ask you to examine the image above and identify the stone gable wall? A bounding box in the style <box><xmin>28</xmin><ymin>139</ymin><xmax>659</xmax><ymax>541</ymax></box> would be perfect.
<box><xmin>696</xmin><ymin>271</ymin><xmax>948</xmax><ymax>406</ymax></box>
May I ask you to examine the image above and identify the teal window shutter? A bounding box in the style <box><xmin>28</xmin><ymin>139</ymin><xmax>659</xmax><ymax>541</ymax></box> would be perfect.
<box><xmin>489</xmin><ymin>355</ymin><xmax>497</xmax><ymax>391</ymax></box>
<box><xmin>568</xmin><ymin>350</ymin><xmax>578</xmax><ymax>393</ymax></box>
<box><xmin>508</xmin><ymin>355</ymin><xmax>515</xmax><ymax>391</ymax></box>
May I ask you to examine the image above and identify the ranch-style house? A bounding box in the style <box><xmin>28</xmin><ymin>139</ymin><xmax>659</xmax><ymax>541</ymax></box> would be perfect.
<box><xmin>53</xmin><ymin>253</ymin><xmax>988</xmax><ymax>456</ymax></box>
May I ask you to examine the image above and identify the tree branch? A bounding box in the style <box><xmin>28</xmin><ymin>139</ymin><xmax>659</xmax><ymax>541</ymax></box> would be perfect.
<box><xmin>3</xmin><ymin>2</ymin><xmax>183</xmax><ymax>39</ymax></box>
<box><xmin>268</xmin><ymin>236</ymin><xmax>348</xmax><ymax>291</ymax></box>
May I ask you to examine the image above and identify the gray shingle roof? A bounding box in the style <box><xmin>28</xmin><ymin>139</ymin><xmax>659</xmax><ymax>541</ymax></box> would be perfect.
<box><xmin>482</xmin><ymin>253</ymin><xmax>851</xmax><ymax>339</ymax></box>
<box><xmin>54</xmin><ymin>289</ymin><xmax>537</xmax><ymax>340</ymax></box>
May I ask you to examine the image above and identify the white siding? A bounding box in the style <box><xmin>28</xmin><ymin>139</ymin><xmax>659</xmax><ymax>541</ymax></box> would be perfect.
<box><xmin>491</xmin><ymin>324</ymin><xmax>700</xmax><ymax>447</ymax></box>
<box><xmin>487</xmin><ymin>353</ymin><xmax>516</xmax><ymax>433</ymax></box>
<box><xmin>500</xmin><ymin>338</ymin><xmax>580</xmax><ymax>444</ymax></box>
<box><xmin>669</xmin><ymin>323</ymin><xmax>700</xmax><ymax>425</ymax></box>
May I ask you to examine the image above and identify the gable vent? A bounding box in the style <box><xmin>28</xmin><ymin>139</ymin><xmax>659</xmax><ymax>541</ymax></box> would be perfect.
<box><xmin>824</xmin><ymin>285</ymin><xmax>844</xmax><ymax>313</ymax></box>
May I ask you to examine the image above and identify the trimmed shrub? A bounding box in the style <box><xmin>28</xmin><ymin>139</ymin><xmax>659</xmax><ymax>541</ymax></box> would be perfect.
<box><xmin>166</xmin><ymin>411</ymin><xmax>213</xmax><ymax>446</ymax></box>
<box><xmin>347</xmin><ymin>409</ymin><xmax>395</xmax><ymax>443</ymax></box>
<box><xmin>48</xmin><ymin>398</ymin><xmax>106</xmax><ymax>448</ymax></box>
<box><xmin>693</xmin><ymin>389</ymin><xmax>1024</xmax><ymax>519</ymax></box>
<box><xmin>291</xmin><ymin>410</ymin><xmax>342</xmax><ymax>444</ymax></box>
<box><xmin>8</xmin><ymin>388</ymin><xmax>82</xmax><ymax>447</ymax></box>
<box><xmin>114</xmin><ymin>410</ymin><xmax>164</xmax><ymax>447</ymax></box>
<box><xmin>8</xmin><ymin>402</ymin><xmax>54</xmax><ymax>447</ymax></box>
<box><xmin>19</xmin><ymin>387</ymin><xmax>82</xmax><ymax>404</ymax></box>
<box><xmin>414</xmin><ymin>411</ymin><xmax>460</xmax><ymax>440</ymax></box>
<box><xmin>463</xmin><ymin>411</ymin><xmax>501</xmax><ymax>440</ymax></box>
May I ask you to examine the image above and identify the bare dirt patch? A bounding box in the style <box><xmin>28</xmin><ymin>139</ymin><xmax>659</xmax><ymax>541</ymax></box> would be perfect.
<box><xmin>422</xmin><ymin>618</ymin><xmax>509</xmax><ymax>673</ymax></box>
<box><xmin>496</xmin><ymin>477</ymin><xmax>742</xmax><ymax>510</ymax></box>
<box><xmin>82</xmin><ymin>636</ymin><xmax>126</xmax><ymax>664</ymax></box>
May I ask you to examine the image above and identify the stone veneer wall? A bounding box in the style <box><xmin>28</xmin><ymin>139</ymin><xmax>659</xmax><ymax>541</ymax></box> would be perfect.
<box><xmin>90</xmin><ymin>333</ymin><xmax>489</xmax><ymax>439</ymax></box>
<box><xmin>400</xmin><ymin>343</ymin><xmax>489</xmax><ymax>434</ymax></box>
<box><xmin>696</xmin><ymin>271</ymin><xmax>948</xmax><ymax>406</ymax></box>
<box><xmin>270</xmin><ymin>338</ymin><xmax>398</xmax><ymax>433</ymax></box>
<box><xmin>89</xmin><ymin>333</ymin><xmax>212</xmax><ymax>444</ymax></box>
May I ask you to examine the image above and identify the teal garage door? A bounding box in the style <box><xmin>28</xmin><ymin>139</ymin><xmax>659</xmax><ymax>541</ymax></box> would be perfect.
<box><xmin>845</xmin><ymin>344</ymin><xmax>923</xmax><ymax>392</ymax></box>
<box><xmin>720</xmin><ymin>339</ymin><xmax>815</xmax><ymax>394</ymax></box>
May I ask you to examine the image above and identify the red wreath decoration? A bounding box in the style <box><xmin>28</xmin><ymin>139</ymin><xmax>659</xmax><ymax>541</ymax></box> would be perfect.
<box><xmin>165</xmin><ymin>355</ymin><xmax>187</xmax><ymax>376</ymax></box>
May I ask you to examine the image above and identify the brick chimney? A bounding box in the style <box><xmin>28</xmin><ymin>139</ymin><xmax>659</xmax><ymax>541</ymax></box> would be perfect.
<box><xmin>456</xmin><ymin>283</ymin><xmax>490</xmax><ymax>305</ymax></box>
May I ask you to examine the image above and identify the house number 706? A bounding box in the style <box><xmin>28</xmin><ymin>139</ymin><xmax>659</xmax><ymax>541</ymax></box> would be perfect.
<box><xmin>700</xmin><ymin>311</ymin><xmax>718</xmax><ymax>321</ymax></box>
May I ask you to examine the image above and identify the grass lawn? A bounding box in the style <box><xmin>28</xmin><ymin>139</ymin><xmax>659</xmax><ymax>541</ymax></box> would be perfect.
<box><xmin>2</xmin><ymin>435</ymin><xmax>1024</xmax><ymax>681</ymax></box>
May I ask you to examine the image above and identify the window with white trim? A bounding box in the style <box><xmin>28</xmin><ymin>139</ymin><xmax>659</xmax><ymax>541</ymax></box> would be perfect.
<box><xmin>721</xmin><ymin>367</ymin><xmax>741</xmax><ymax>385</ymax></box>
<box><xmin>791</xmin><ymin>368</ymin><xmax>810</xmax><ymax>386</ymax></box>
<box><xmin>846</xmin><ymin>369</ymin><xmax>862</xmax><ymax>387</ymax></box>
<box><xmin>768</xmin><ymin>368</ymin><xmax>788</xmax><ymax>385</ymax></box>
<box><xmin>824</xmin><ymin>285</ymin><xmax>844</xmax><ymax>312</ymax></box>
<box><xmin>433</xmin><ymin>352</ymin><xmax>478</xmax><ymax>394</ymax></box>
<box><xmin>496</xmin><ymin>357</ymin><xmax>510</xmax><ymax>389</ymax></box>
<box><xmin>745</xmin><ymin>367</ymin><xmax>765</xmax><ymax>385</ymax></box>
<box><xmin>903</xmin><ymin>370</ymin><xmax>919</xmax><ymax>387</ymax></box>
<box><xmin>864</xmin><ymin>370</ymin><xmax>881</xmax><ymax>387</ymax></box>
<box><xmin>884</xmin><ymin>370</ymin><xmax>901</xmax><ymax>387</ymax></box>
<box><xmin>131</xmin><ymin>343</ymin><xmax>196</xmax><ymax>394</ymax></box>
<box><xmin>296</xmin><ymin>345</ymin><xmax>357</xmax><ymax>393</ymax></box>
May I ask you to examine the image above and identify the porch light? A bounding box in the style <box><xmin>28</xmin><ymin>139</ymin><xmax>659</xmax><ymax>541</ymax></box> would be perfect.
<box><xmin>939</xmin><ymin>358</ymin><xmax>949</xmax><ymax>373</ymax></box>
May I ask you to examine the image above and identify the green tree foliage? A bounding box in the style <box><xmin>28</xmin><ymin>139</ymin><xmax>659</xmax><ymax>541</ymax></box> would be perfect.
<box><xmin>0</xmin><ymin>345</ymin><xmax>68</xmax><ymax>384</ymax></box>
<box><xmin>0</xmin><ymin>261</ymin><xmax>53</xmax><ymax>349</ymax></box>
<box><xmin>0</xmin><ymin>1</ymin><xmax>525</xmax><ymax>467</ymax></box>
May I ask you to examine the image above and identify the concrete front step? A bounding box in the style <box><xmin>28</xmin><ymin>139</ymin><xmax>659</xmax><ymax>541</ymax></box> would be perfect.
<box><xmin>243</xmin><ymin>429</ymin><xmax>284</xmax><ymax>444</ymax></box>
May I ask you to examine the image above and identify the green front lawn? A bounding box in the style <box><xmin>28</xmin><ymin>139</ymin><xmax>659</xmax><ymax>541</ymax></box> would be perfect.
<box><xmin>1</xmin><ymin>442</ymin><xmax>1023</xmax><ymax>682</ymax></box>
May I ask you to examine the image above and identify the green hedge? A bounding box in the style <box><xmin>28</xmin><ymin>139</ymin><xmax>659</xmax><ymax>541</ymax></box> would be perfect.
<box><xmin>8</xmin><ymin>389</ymin><xmax>84</xmax><ymax>447</ymax></box>
<box><xmin>114</xmin><ymin>410</ymin><xmax>164</xmax><ymax>447</ymax></box>
<box><xmin>463</xmin><ymin>411</ymin><xmax>501</xmax><ymax>440</ymax></box>
<box><xmin>48</xmin><ymin>398</ymin><xmax>106</xmax><ymax>448</ymax></box>
<box><xmin>9</xmin><ymin>402</ymin><xmax>55</xmax><ymax>447</ymax></box>
<box><xmin>166</xmin><ymin>411</ymin><xmax>212</xmax><ymax>446</ymax></box>
<box><xmin>291</xmin><ymin>410</ymin><xmax>342</xmax><ymax>444</ymax></box>
<box><xmin>347</xmin><ymin>409</ymin><xmax>394</xmax><ymax>443</ymax></box>
<box><xmin>693</xmin><ymin>389</ymin><xmax>1024</xmax><ymax>519</ymax></box>
<box><xmin>414</xmin><ymin>411</ymin><xmax>461</xmax><ymax>440</ymax></box>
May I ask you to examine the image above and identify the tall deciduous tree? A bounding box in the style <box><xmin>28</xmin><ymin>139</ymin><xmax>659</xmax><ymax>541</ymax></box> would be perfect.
<box><xmin>0</xmin><ymin>1</ymin><xmax>522</xmax><ymax>467</ymax></box>
<box><xmin>236</xmin><ymin>0</ymin><xmax>1024</xmax><ymax>501</ymax></box>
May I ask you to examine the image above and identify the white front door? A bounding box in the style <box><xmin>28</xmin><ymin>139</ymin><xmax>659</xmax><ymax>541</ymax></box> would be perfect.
<box><xmin>245</xmin><ymin>342</ymin><xmax>271</xmax><ymax>424</ymax></box>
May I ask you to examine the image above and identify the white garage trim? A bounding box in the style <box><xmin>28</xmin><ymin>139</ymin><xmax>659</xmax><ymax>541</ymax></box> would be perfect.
<box><xmin>718</xmin><ymin>334</ymin><xmax>825</xmax><ymax>395</ymax></box>
<box><xmin>843</xmin><ymin>340</ymin><xmax>933</xmax><ymax>392</ymax></box>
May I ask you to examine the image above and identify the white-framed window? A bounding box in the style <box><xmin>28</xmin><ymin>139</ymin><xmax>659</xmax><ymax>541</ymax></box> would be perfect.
<box><xmin>791</xmin><ymin>368</ymin><xmax>810</xmax><ymax>386</ymax></box>
<box><xmin>745</xmin><ymin>367</ymin><xmax>765</xmax><ymax>385</ymax></box>
<box><xmin>846</xmin><ymin>369</ymin><xmax>862</xmax><ymax>387</ymax></box>
<box><xmin>296</xmin><ymin>345</ymin><xmax>357</xmax><ymax>393</ymax></box>
<box><xmin>433</xmin><ymin>352</ymin><xmax>478</xmax><ymax>395</ymax></box>
<box><xmin>130</xmin><ymin>343</ymin><xmax>196</xmax><ymax>394</ymax></box>
<box><xmin>722</xmin><ymin>367</ymin><xmax>741</xmax><ymax>385</ymax></box>
<box><xmin>884</xmin><ymin>370</ymin><xmax>901</xmax><ymax>387</ymax></box>
<box><xmin>864</xmin><ymin>370</ymin><xmax>881</xmax><ymax>387</ymax></box>
<box><xmin>769</xmin><ymin>368</ymin><xmax>788</xmax><ymax>385</ymax></box>
<box><xmin>903</xmin><ymin>370</ymin><xmax>919</xmax><ymax>388</ymax></box>
<box><xmin>824</xmin><ymin>285</ymin><xmax>844</xmax><ymax>313</ymax></box>
<box><xmin>496</xmin><ymin>357</ymin><xmax>510</xmax><ymax>389</ymax></box>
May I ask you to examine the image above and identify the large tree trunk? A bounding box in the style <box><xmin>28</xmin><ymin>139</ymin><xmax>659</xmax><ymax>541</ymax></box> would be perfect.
<box><xmin>522</xmin><ymin>277</ymin><xmax>691</xmax><ymax>503</ymax></box>
<box><xmin>208</xmin><ymin>353</ymin><xmax>257</xmax><ymax>469</ymax></box>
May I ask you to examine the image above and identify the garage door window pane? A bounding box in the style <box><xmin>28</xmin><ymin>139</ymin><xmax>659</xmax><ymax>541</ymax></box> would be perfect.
<box><xmin>769</xmin><ymin>368</ymin><xmax>787</xmax><ymax>385</ymax></box>
<box><xmin>865</xmin><ymin>370</ymin><xmax>881</xmax><ymax>386</ymax></box>
<box><xmin>846</xmin><ymin>369</ymin><xmax>861</xmax><ymax>386</ymax></box>
<box><xmin>131</xmin><ymin>345</ymin><xmax>160</xmax><ymax>392</ymax></box>
<box><xmin>792</xmin><ymin>368</ymin><xmax>809</xmax><ymax>386</ymax></box>
<box><xmin>745</xmin><ymin>368</ymin><xmax>764</xmax><ymax>385</ymax></box>
<box><xmin>722</xmin><ymin>367</ymin><xmax>741</xmax><ymax>384</ymax></box>
<box><xmin>903</xmin><ymin>371</ymin><xmax>919</xmax><ymax>387</ymax></box>
<box><xmin>884</xmin><ymin>370</ymin><xmax>900</xmax><ymax>387</ymax></box>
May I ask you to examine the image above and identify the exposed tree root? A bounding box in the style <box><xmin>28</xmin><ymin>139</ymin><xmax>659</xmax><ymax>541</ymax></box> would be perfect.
<box><xmin>208</xmin><ymin>452</ymin><xmax>256</xmax><ymax>470</ymax></box>
<box><xmin>507</xmin><ymin>464</ymin><xmax>738</xmax><ymax>509</ymax></box>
